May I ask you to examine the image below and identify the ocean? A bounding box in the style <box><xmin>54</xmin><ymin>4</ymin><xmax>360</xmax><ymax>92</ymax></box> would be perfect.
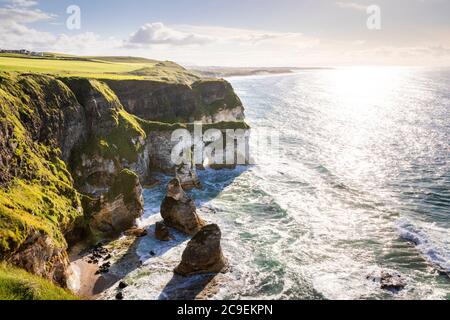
<box><xmin>110</xmin><ymin>67</ymin><xmax>450</xmax><ymax>300</ymax></box>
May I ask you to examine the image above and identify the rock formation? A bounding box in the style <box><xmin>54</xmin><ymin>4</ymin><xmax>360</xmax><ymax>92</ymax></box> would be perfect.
<box><xmin>124</xmin><ymin>227</ymin><xmax>148</xmax><ymax>238</ymax></box>
<box><xmin>176</xmin><ymin>164</ymin><xmax>202</xmax><ymax>190</ymax></box>
<box><xmin>174</xmin><ymin>224</ymin><xmax>227</xmax><ymax>276</ymax></box>
<box><xmin>0</xmin><ymin>68</ymin><xmax>246</xmax><ymax>290</ymax></box>
<box><xmin>105</xmin><ymin>78</ymin><xmax>244</xmax><ymax>123</ymax></box>
<box><xmin>366</xmin><ymin>269</ymin><xmax>407</xmax><ymax>292</ymax></box>
<box><xmin>380</xmin><ymin>271</ymin><xmax>407</xmax><ymax>291</ymax></box>
<box><xmin>160</xmin><ymin>178</ymin><xmax>206</xmax><ymax>235</ymax></box>
<box><xmin>155</xmin><ymin>222</ymin><xmax>171</xmax><ymax>241</ymax></box>
<box><xmin>9</xmin><ymin>232</ymin><xmax>70</xmax><ymax>286</ymax></box>
<box><xmin>88</xmin><ymin>170</ymin><xmax>144</xmax><ymax>236</ymax></box>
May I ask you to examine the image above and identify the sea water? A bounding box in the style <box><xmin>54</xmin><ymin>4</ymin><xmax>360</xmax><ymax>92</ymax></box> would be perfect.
<box><xmin>115</xmin><ymin>67</ymin><xmax>450</xmax><ymax>300</ymax></box>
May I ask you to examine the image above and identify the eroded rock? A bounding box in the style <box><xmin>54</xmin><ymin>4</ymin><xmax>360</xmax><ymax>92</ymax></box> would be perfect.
<box><xmin>174</xmin><ymin>224</ymin><xmax>227</xmax><ymax>276</ymax></box>
<box><xmin>380</xmin><ymin>271</ymin><xmax>407</xmax><ymax>291</ymax></box>
<box><xmin>155</xmin><ymin>222</ymin><xmax>171</xmax><ymax>241</ymax></box>
<box><xmin>160</xmin><ymin>178</ymin><xmax>206</xmax><ymax>235</ymax></box>
<box><xmin>10</xmin><ymin>232</ymin><xmax>69</xmax><ymax>287</ymax></box>
<box><xmin>89</xmin><ymin>169</ymin><xmax>144</xmax><ymax>236</ymax></box>
<box><xmin>367</xmin><ymin>270</ymin><xmax>407</xmax><ymax>292</ymax></box>
<box><xmin>124</xmin><ymin>227</ymin><xmax>148</xmax><ymax>238</ymax></box>
<box><xmin>176</xmin><ymin>164</ymin><xmax>202</xmax><ymax>190</ymax></box>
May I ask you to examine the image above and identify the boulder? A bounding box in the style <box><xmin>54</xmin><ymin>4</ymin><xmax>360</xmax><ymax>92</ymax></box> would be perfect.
<box><xmin>124</xmin><ymin>227</ymin><xmax>148</xmax><ymax>238</ymax></box>
<box><xmin>160</xmin><ymin>178</ymin><xmax>206</xmax><ymax>235</ymax></box>
<box><xmin>155</xmin><ymin>222</ymin><xmax>171</xmax><ymax>241</ymax></box>
<box><xmin>380</xmin><ymin>271</ymin><xmax>407</xmax><ymax>291</ymax></box>
<box><xmin>176</xmin><ymin>164</ymin><xmax>202</xmax><ymax>190</ymax></box>
<box><xmin>174</xmin><ymin>224</ymin><xmax>227</xmax><ymax>276</ymax></box>
<box><xmin>366</xmin><ymin>270</ymin><xmax>407</xmax><ymax>292</ymax></box>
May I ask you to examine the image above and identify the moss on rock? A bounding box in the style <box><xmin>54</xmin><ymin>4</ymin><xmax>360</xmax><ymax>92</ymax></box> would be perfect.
<box><xmin>107</xmin><ymin>169</ymin><xmax>140</xmax><ymax>205</ymax></box>
<box><xmin>0</xmin><ymin>72</ymin><xmax>82</xmax><ymax>259</ymax></box>
<box><xmin>0</xmin><ymin>263</ymin><xmax>78</xmax><ymax>300</ymax></box>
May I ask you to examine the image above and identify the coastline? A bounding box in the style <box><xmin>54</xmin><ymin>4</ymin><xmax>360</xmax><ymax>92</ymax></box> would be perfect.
<box><xmin>68</xmin><ymin>199</ymin><xmax>228</xmax><ymax>300</ymax></box>
<box><xmin>68</xmin><ymin>236</ymin><xmax>141</xmax><ymax>299</ymax></box>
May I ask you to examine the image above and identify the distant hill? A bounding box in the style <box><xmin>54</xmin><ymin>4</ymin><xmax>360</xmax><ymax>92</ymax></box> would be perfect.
<box><xmin>190</xmin><ymin>66</ymin><xmax>333</xmax><ymax>78</ymax></box>
<box><xmin>190</xmin><ymin>66</ymin><xmax>295</xmax><ymax>78</ymax></box>
<box><xmin>84</xmin><ymin>56</ymin><xmax>160</xmax><ymax>64</ymax></box>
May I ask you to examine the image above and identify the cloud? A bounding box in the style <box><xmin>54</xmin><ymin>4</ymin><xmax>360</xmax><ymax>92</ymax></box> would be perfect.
<box><xmin>128</xmin><ymin>22</ymin><xmax>214</xmax><ymax>46</ymax></box>
<box><xmin>0</xmin><ymin>0</ymin><xmax>449</xmax><ymax>68</ymax></box>
<box><xmin>335</xmin><ymin>1</ymin><xmax>367</xmax><ymax>11</ymax></box>
<box><xmin>0</xmin><ymin>5</ymin><xmax>53</xmax><ymax>25</ymax></box>
<box><xmin>0</xmin><ymin>0</ymin><xmax>120</xmax><ymax>54</ymax></box>
<box><xmin>127</xmin><ymin>23</ymin><xmax>320</xmax><ymax>51</ymax></box>
<box><xmin>7</xmin><ymin>0</ymin><xmax>38</xmax><ymax>7</ymax></box>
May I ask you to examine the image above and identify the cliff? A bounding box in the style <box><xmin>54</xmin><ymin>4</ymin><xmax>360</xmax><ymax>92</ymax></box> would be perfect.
<box><xmin>0</xmin><ymin>69</ymin><xmax>248</xmax><ymax>296</ymax></box>
<box><xmin>0</xmin><ymin>262</ymin><xmax>78</xmax><ymax>300</ymax></box>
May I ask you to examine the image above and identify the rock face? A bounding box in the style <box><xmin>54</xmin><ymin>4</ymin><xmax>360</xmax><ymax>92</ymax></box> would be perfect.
<box><xmin>160</xmin><ymin>178</ymin><xmax>206</xmax><ymax>235</ymax></box>
<box><xmin>201</xmin><ymin>106</ymin><xmax>245</xmax><ymax>123</ymax></box>
<box><xmin>155</xmin><ymin>222</ymin><xmax>171</xmax><ymax>241</ymax></box>
<box><xmin>105</xmin><ymin>78</ymin><xmax>243</xmax><ymax>123</ymax></box>
<box><xmin>175</xmin><ymin>224</ymin><xmax>227</xmax><ymax>276</ymax></box>
<box><xmin>10</xmin><ymin>232</ymin><xmax>70</xmax><ymax>286</ymax></box>
<box><xmin>0</xmin><ymin>70</ymin><xmax>246</xmax><ymax>289</ymax></box>
<box><xmin>89</xmin><ymin>170</ymin><xmax>144</xmax><ymax>236</ymax></box>
<box><xmin>0</xmin><ymin>73</ymin><xmax>84</xmax><ymax>287</ymax></box>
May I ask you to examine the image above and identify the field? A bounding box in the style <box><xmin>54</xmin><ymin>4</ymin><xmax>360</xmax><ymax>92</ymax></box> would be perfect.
<box><xmin>0</xmin><ymin>54</ymin><xmax>201</xmax><ymax>83</ymax></box>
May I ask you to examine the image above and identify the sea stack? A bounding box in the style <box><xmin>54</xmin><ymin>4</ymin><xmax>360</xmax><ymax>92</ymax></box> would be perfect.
<box><xmin>174</xmin><ymin>224</ymin><xmax>228</xmax><ymax>276</ymax></box>
<box><xmin>160</xmin><ymin>178</ymin><xmax>206</xmax><ymax>235</ymax></box>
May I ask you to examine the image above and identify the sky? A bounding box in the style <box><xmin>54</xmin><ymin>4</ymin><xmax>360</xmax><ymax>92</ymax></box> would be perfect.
<box><xmin>1</xmin><ymin>0</ymin><xmax>450</xmax><ymax>67</ymax></box>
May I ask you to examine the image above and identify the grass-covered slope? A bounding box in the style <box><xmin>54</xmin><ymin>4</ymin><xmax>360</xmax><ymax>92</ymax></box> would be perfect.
<box><xmin>0</xmin><ymin>53</ymin><xmax>200</xmax><ymax>83</ymax></box>
<box><xmin>0</xmin><ymin>72</ymin><xmax>82</xmax><ymax>262</ymax></box>
<box><xmin>0</xmin><ymin>263</ymin><xmax>78</xmax><ymax>300</ymax></box>
<box><xmin>0</xmin><ymin>70</ymin><xmax>248</xmax><ymax>255</ymax></box>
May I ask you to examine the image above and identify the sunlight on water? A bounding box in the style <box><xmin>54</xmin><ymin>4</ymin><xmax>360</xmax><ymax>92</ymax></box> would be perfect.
<box><xmin>114</xmin><ymin>67</ymin><xmax>449</xmax><ymax>300</ymax></box>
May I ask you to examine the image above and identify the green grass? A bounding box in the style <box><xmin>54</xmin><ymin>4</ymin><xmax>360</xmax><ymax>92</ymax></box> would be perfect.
<box><xmin>0</xmin><ymin>72</ymin><xmax>82</xmax><ymax>256</ymax></box>
<box><xmin>0</xmin><ymin>263</ymin><xmax>78</xmax><ymax>300</ymax></box>
<box><xmin>0</xmin><ymin>54</ymin><xmax>200</xmax><ymax>83</ymax></box>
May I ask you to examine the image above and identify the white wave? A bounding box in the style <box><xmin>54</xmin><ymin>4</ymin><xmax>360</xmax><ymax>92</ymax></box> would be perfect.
<box><xmin>397</xmin><ymin>218</ymin><xmax>450</xmax><ymax>272</ymax></box>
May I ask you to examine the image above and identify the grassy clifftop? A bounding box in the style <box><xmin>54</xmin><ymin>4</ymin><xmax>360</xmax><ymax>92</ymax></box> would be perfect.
<box><xmin>0</xmin><ymin>53</ymin><xmax>200</xmax><ymax>83</ymax></box>
<box><xmin>0</xmin><ymin>52</ymin><xmax>249</xmax><ymax>298</ymax></box>
<box><xmin>0</xmin><ymin>263</ymin><xmax>77</xmax><ymax>300</ymax></box>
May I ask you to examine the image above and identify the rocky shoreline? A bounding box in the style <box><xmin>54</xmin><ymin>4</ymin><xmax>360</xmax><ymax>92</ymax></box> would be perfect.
<box><xmin>68</xmin><ymin>177</ymin><xmax>229</xmax><ymax>300</ymax></box>
<box><xmin>0</xmin><ymin>67</ymin><xmax>249</xmax><ymax>299</ymax></box>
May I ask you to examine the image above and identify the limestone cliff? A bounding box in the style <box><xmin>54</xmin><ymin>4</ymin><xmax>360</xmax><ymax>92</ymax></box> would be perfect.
<box><xmin>0</xmin><ymin>70</ymin><xmax>248</xmax><ymax>290</ymax></box>
<box><xmin>0</xmin><ymin>73</ymin><xmax>83</xmax><ymax>286</ymax></box>
<box><xmin>105</xmin><ymin>78</ymin><xmax>244</xmax><ymax>123</ymax></box>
